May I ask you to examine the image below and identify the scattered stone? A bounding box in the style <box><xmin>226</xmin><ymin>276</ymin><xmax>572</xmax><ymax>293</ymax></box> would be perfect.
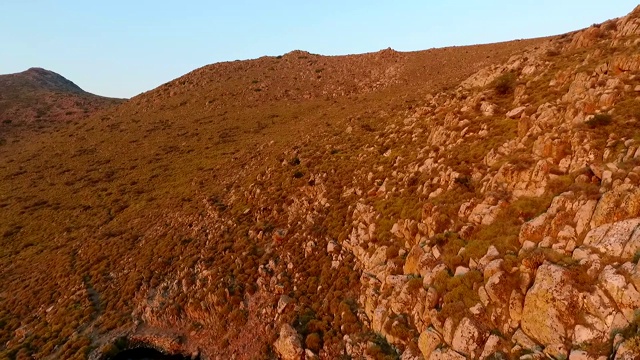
<box><xmin>274</xmin><ymin>324</ymin><xmax>303</xmax><ymax>360</ymax></box>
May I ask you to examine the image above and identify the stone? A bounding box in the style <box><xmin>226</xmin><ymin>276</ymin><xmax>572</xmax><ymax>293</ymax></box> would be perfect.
<box><xmin>424</xmin><ymin>264</ymin><xmax>448</xmax><ymax>287</ymax></box>
<box><xmin>429</xmin><ymin>348</ymin><xmax>466</xmax><ymax>360</ymax></box>
<box><xmin>274</xmin><ymin>324</ymin><xmax>303</xmax><ymax>360</ymax></box>
<box><xmin>544</xmin><ymin>343</ymin><xmax>568</xmax><ymax>360</ymax></box>
<box><xmin>481</xmin><ymin>102</ymin><xmax>496</xmax><ymax>116</ymax></box>
<box><xmin>583</xmin><ymin>219</ymin><xmax>640</xmax><ymax>260</ymax></box>
<box><xmin>521</xmin><ymin>262</ymin><xmax>579</xmax><ymax>346</ymax></box>
<box><xmin>615</xmin><ymin>338</ymin><xmax>640</xmax><ymax>360</ymax></box>
<box><xmin>454</xmin><ymin>266</ymin><xmax>469</xmax><ymax>276</ymax></box>
<box><xmin>573</xmin><ymin>324</ymin><xmax>601</xmax><ymax>344</ymax></box>
<box><xmin>443</xmin><ymin>318</ymin><xmax>455</xmax><ymax>345</ymax></box>
<box><xmin>479</xmin><ymin>334</ymin><xmax>503</xmax><ymax>360</ymax></box>
<box><xmin>418</xmin><ymin>328</ymin><xmax>443</xmax><ymax>359</ymax></box>
<box><xmin>590</xmin><ymin>187</ymin><xmax>640</xmax><ymax>229</ymax></box>
<box><xmin>509</xmin><ymin>290</ymin><xmax>524</xmax><ymax>324</ymax></box>
<box><xmin>399</xmin><ymin>346</ymin><xmax>422</xmax><ymax>360</ymax></box>
<box><xmin>404</xmin><ymin>244</ymin><xmax>426</xmax><ymax>275</ymax></box>
<box><xmin>522</xmin><ymin>241</ymin><xmax>536</xmax><ymax>251</ymax></box>
<box><xmin>512</xmin><ymin>329</ymin><xmax>539</xmax><ymax>350</ymax></box>
<box><xmin>599</xmin><ymin>265</ymin><xmax>640</xmax><ymax>321</ymax></box>
<box><xmin>478</xmin><ymin>286</ymin><xmax>490</xmax><ymax>306</ymax></box>
<box><xmin>451</xmin><ymin>317</ymin><xmax>484</xmax><ymax>358</ymax></box>
<box><xmin>484</xmin><ymin>259</ymin><xmax>504</xmax><ymax>281</ymax></box>
<box><xmin>485</xmin><ymin>271</ymin><xmax>510</xmax><ymax>303</ymax></box>
<box><xmin>507</xmin><ymin>106</ymin><xmax>527</xmax><ymax>119</ymax></box>
<box><xmin>277</xmin><ymin>295</ymin><xmax>294</xmax><ymax>314</ymax></box>
<box><xmin>326</xmin><ymin>241</ymin><xmax>338</xmax><ymax>253</ymax></box>
<box><xmin>305</xmin><ymin>349</ymin><xmax>318</xmax><ymax>360</ymax></box>
<box><xmin>569</xmin><ymin>350</ymin><xmax>595</xmax><ymax>360</ymax></box>
<box><xmin>478</xmin><ymin>245</ymin><xmax>500</xmax><ymax>269</ymax></box>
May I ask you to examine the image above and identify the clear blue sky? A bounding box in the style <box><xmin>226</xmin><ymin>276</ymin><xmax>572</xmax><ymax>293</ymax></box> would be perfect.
<box><xmin>2</xmin><ymin>1</ymin><xmax>638</xmax><ymax>98</ymax></box>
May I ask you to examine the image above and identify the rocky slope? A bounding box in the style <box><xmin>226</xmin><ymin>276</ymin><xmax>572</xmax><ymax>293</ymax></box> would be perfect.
<box><xmin>3</xmin><ymin>6</ymin><xmax>640</xmax><ymax>360</ymax></box>
<box><xmin>0</xmin><ymin>67</ymin><xmax>124</xmax><ymax>141</ymax></box>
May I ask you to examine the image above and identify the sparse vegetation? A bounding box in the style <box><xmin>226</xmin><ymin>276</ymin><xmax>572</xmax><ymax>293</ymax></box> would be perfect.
<box><xmin>3</xmin><ymin>8</ymin><xmax>640</xmax><ymax>359</ymax></box>
<box><xmin>492</xmin><ymin>72</ymin><xmax>517</xmax><ymax>95</ymax></box>
<box><xmin>585</xmin><ymin>113</ymin><xmax>613</xmax><ymax>128</ymax></box>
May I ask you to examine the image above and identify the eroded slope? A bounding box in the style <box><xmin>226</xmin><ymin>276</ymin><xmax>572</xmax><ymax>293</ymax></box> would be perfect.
<box><xmin>3</xmin><ymin>7</ymin><xmax>640</xmax><ymax>360</ymax></box>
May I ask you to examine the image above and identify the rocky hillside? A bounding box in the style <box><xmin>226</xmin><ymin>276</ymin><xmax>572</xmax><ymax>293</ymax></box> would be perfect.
<box><xmin>3</xmin><ymin>6</ymin><xmax>640</xmax><ymax>360</ymax></box>
<box><xmin>0</xmin><ymin>68</ymin><xmax>125</xmax><ymax>142</ymax></box>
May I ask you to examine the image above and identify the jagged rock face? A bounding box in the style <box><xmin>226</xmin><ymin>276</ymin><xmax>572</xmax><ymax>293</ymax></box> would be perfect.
<box><xmin>342</xmin><ymin>6</ymin><xmax>640</xmax><ymax>360</ymax></box>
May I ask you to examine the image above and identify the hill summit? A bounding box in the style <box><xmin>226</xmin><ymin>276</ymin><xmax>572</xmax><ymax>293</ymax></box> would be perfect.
<box><xmin>12</xmin><ymin>67</ymin><xmax>86</xmax><ymax>93</ymax></box>
<box><xmin>3</xmin><ymin>5</ymin><xmax>640</xmax><ymax>360</ymax></box>
<box><xmin>0</xmin><ymin>68</ymin><xmax>124</xmax><ymax>141</ymax></box>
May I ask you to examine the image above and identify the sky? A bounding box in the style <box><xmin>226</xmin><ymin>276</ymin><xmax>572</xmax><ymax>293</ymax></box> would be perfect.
<box><xmin>1</xmin><ymin>1</ymin><xmax>639</xmax><ymax>98</ymax></box>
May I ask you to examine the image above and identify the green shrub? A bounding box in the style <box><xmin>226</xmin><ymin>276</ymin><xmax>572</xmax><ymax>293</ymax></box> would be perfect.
<box><xmin>305</xmin><ymin>332</ymin><xmax>322</xmax><ymax>352</ymax></box>
<box><xmin>493</xmin><ymin>72</ymin><xmax>517</xmax><ymax>96</ymax></box>
<box><xmin>585</xmin><ymin>113</ymin><xmax>612</xmax><ymax>128</ymax></box>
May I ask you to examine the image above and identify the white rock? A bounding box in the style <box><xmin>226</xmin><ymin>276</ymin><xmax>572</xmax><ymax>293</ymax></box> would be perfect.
<box><xmin>507</xmin><ymin>106</ymin><xmax>527</xmax><ymax>119</ymax></box>
<box><xmin>599</xmin><ymin>265</ymin><xmax>640</xmax><ymax>321</ymax></box>
<box><xmin>443</xmin><ymin>318</ymin><xmax>455</xmax><ymax>345</ymax></box>
<box><xmin>573</xmin><ymin>324</ymin><xmax>601</xmax><ymax>344</ymax></box>
<box><xmin>479</xmin><ymin>334</ymin><xmax>502</xmax><ymax>360</ymax></box>
<box><xmin>454</xmin><ymin>266</ymin><xmax>469</xmax><ymax>276</ymax></box>
<box><xmin>452</xmin><ymin>317</ymin><xmax>483</xmax><ymax>357</ymax></box>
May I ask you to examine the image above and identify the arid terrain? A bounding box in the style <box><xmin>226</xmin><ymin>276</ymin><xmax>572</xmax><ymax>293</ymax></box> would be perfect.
<box><xmin>0</xmin><ymin>67</ymin><xmax>125</xmax><ymax>143</ymax></box>
<box><xmin>2</xmin><ymin>6</ymin><xmax>640</xmax><ymax>360</ymax></box>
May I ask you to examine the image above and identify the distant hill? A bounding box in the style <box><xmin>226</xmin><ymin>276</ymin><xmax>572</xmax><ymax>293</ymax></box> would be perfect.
<box><xmin>0</xmin><ymin>68</ymin><xmax>125</xmax><ymax>139</ymax></box>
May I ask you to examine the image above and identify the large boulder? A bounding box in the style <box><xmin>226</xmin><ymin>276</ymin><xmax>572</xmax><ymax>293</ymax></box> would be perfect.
<box><xmin>274</xmin><ymin>324</ymin><xmax>303</xmax><ymax>360</ymax></box>
<box><xmin>599</xmin><ymin>265</ymin><xmax>640</xmax><ymax>322</ymax></box>
<box><xmin>521</xmin><ymin>262</ymin><xmax>580</xmax><ymax>346</ymax></box>
<box><xmin>582</xmin><ymin>219</ymin><xmax>640</xmax><ymax>261</ymax></box>
<box><xmin>418</xmin><ymin>328</ymin><xmax>443</xmax><ymax>359</ymax></box>
<box><xmin>590</xmin><ymin>186</ymin><xmax>640</xmax><ymax>229</ymax></box>
<box><xmin>451</xmin><ymin>317</ymin><xmax>485</xmax><ymax>358</ymax></box>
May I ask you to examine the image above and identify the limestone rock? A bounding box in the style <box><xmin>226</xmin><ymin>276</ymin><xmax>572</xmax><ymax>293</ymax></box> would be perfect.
<box><xmin>590</xmin><ymin>187</ymin><xmax>640</xmax><ymax>228</ymax></box>
<box><xmin>429</xmin><ymin>348</ymin><xmax>466</xmax><ymax>360</ymax></box>
<box><xmin>274</xmin><ymin>324</ymin><xmax>303</xmax><ymax>360</ymax></box>
<box><xmin>507</xmin><ymin>106</ymin><xmax>527</xmax><ymax>119</ymax></box>
<box><xmin>400</xmin><ymin>346</ymin><xmax>423</xmax><ymax>360</ymax></box>
<box><xmin>479</xmin><ymin>334</ymin><xmax>505</xmax><ymax>360</ymax></box>
<box><xmin>511</xmin><ymin>328</ymin><xmax>539</xmax><ymax>351</ymax></box>
<box><xmin>418</xmin><ymin>328</ymin><xmax>443</xmax><ymax>359</ymax></box>
<box><xmin>485</xmin><ymin>271</ymin><xmax>510</xmax><ymax>304</ymax></box>
<box><xmin>569</xmin><ymin>350</ymin><xmax>600</xmax><ymax>360</ymax></box>
<box><xmin>451</xmin><ymin>317</ymin><xmax>484</xmax><ymax>358</ymax></box>
<box><xmin>598</xmin><ymin>265</ymin><xmax>640</xmax><ymax>322</ymax></box>
<box><xmin>615</xmin><ymin>338</ymin><xmax>640</xmax><ymax>360</ymax></box>
<box><xmin>521</xmin><ymin>262</ymin><xmax>580</xmax><ymax>346</ymax></box>
<box><xmin>582</xmin><ymin>218</ymin><xmax>640</xmax><ymax>260</ymax></box>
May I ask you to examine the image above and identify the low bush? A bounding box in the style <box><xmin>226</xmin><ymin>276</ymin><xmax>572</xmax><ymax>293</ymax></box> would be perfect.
<box><xmin>492</xmin><ymin>72</ymin><xmax>517</xmax><ymax>96</ymax></box>
<box><xmin>585</xmin><ymin>113</ymin><xmax>613</xmax><ymax>128</ymax></box>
